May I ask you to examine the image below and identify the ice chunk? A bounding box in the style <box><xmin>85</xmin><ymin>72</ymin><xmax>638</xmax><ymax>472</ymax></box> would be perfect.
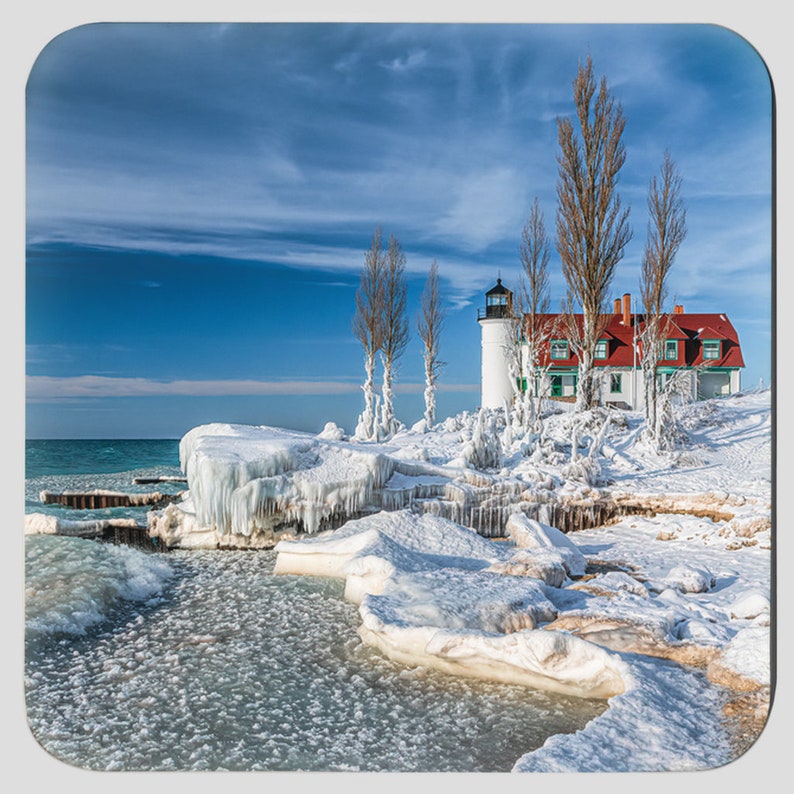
<box><xmin>729</xmin><ymin>591</ymin><xmax>770</xmax><ymax>621</ymax></box>
<box><xmin>359</xmin><ymin>612</ymin><xmax>628</xmax><ymax>699</ymax></box>
<box><xmin>663</xmin><ymin>564</ymin><xmax>716</xmax><ymax>593</ymax></box>
<box><xmin>505</xmin><ymin>513</ymin><xmax>587</xmax><ymax>577</ymax></box>
<box><xmin>176</xmin><ymin>423</ymin><xmax>397</xmax><ymax>541</ymax></box>
<box><xmin>274</xmin><ymin>509</ymin><xmax>509</xmax><ymax>584</ymax></box>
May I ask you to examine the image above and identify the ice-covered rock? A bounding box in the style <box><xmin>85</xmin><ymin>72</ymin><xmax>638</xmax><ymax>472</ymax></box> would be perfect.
<box><xmin>486</xmin><ymin>548</ymin><xmax>569</xmax><ymax>587</ymax></box>
<box><xmin>274</xmin><ymin>509</ymin><xmax>508</xmax><ymax>586</ymax></box>
<box><xmin>174</xmin><ymin>423</ymin><xmax>397</xmax><ymax>544</ymax></box>
<box><xmin>317</xmin><ymin>421</ymin><xmax>346</xmax><ymax>441</ymax></box>
<box><xmin>662</xmin><ymin>564</ymin><xmax>716</xmax><ymax>593</ymax></box>
<box><xmin>728</xmin><ymin>591</ymin><xmax>771</xmax><ymax>622</ymax></box>
<box><xmin>707</xmin><ymin>626</ymin><xmax>771</xmax><ymax>690</ymax></box>
<box><xmin>359</xmin><ymin>611</ymin><xmax>629</xmax><ymax>699</ymax></box>
<box><xmin>505</xmin><ymin>512</ymin><xmax>587</xmax><ymax>577</ymax></box>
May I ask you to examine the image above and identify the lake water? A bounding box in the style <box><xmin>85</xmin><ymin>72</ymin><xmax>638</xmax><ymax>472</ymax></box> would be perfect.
<box><xmin>24</xmin><ymin>439</ymin><xmax>606</xmax><ymax>772</ymax></box>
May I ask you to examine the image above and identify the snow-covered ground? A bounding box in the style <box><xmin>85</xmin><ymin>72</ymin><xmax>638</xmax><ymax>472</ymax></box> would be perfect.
<box><xmin>25</xmin><ymin>389</ymin><xmax>775</xmax><ymax>773</ymax></box>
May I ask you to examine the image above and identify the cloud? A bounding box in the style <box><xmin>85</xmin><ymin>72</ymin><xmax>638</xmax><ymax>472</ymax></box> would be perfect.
<box><xmin>379</xmin><ymin>49</ymin><xmax>428</xmax><ymax>72</ymax></box>
<box><xmin>26</xmin><ymin>375</ymin><xmax>478</xmax><ymax>400</ymax></box>
<box><xmin>433</xmin><ymin>167</ymin><xmax>528</xmax><ymax>252</ymax></box>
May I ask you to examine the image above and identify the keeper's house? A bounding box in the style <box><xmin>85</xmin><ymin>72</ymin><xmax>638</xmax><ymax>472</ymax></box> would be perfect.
<box><xmin>477</xmin><ymin>280</ymin><xmax>744</xmax><ymax>411</ymax></box>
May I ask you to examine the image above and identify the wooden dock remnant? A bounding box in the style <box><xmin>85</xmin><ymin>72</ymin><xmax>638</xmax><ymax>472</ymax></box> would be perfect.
<box><xmin>133</xmin><ymin>476</ymin><xmax>188</xmax><ymax>485</ymax></box>
<box><xmin>39</xmin><ymin>489</ymin><xmax>184</xmax><ymax>510</ymax></box>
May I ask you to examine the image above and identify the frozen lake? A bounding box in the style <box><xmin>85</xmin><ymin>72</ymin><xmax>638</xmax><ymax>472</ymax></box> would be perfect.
<box><xmin>25</xmin><ymin>535</ymin><xmax>606</xmax><ymax>772</ymax></box>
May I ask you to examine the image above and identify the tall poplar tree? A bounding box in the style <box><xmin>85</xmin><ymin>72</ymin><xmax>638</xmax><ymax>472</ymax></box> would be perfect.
<box><xmin>556</xmin><ymin>55</ymin><xmax>632</xmax><ymax>411</ymax></box>
<box><xmin>417</xmin><ymin>259</ymin><xmax>446</xmax><ymax>429</ymax></box>
<box><xmin>640</xmin><ymin>151</ymin><xmax>687</xmax><ymax>442</ymax></box>
<box><xmin>353</xmin><ymin>227</ymin><xmax>386</xmax><ymax>441</ymax></box>
<box><xmin>378</xmin><ymin>233</ymin><xmax>409</xmax><ymax>439</ymax></box>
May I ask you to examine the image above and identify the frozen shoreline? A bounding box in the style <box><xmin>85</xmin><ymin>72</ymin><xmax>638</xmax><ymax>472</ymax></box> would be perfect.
<box><xmin>25</xmin><ymin>390</ymin><xmax>774</xmax><ymax>772</ymax></box>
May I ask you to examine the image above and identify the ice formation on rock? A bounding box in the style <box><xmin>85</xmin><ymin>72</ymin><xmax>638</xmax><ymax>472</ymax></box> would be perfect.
<box><xmin>150</xmin><ymin>423</ymin><xmax>402</xmax><ymax>547</ymax></box>
<box><xmin>25</xmin><ymin>512</ymin><xmax>140</xmax><ymax>539</ymax></box>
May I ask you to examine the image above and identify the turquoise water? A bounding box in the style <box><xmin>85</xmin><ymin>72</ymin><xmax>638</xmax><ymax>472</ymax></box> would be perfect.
<box><xmin>24</xmin><ymin>439</ymin><xmax>606</xmax><ymax>772</ymax></box>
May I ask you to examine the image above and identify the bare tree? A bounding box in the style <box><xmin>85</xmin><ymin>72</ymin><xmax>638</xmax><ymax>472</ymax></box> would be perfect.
<box><xmin>503</xmin><ymin>275</ymin><xmax>528</xmax><ymax>429</ymax></box>
<box><xmin>640</xmin><ymin>151</ymin><xmax>687</xmax><ymax>442</ymax></box>
<box><xmin>519</xmin><ymin>198</ymin><xmax>554</xmax><ymax>427</ymax></box>
<box><xmin>556</xmin><ymin>55</ymin><xmax>632</xmax><ymax>411</ymax></box>
<box><xmin>353</xmin><ymin>227</ymin><xmax>386</xmax><ymax>441</ymax></box>
<box><xmin>417</xmin><ymin>259</ymin><xmax>446</xmax><ymax>429</ymax></box>
<box><xmin>378</xmin><ymin>233</ymin><xmax>410</xmax><ymax>439</ymax></box>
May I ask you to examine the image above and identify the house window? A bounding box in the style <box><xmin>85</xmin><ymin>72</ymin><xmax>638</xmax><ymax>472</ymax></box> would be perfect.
<box><xmin>702</xmin><ymin>340</ymin><xmax>721</xmax><ymax>360</ymax></box>
<box><xmin>595</xmin><ymin>339</ymin><xmax>608</xmax><ymax>360</ymax></box>
<box><xmin>610</xmin><ymin>373</ymin><xmax>622</xmax><ymax>394</ymax></box>
<box><xmin>551</xmin><ymin>375</ymin><xmax>563</xmax><ymax>397</ymax></box>
<box><xmin>550</xmin><ymin>340</ymin><xmax>568</xmax><ymax>360</ymax></box>
<box><xmin>664</xmin><ymin>340</ymin><xmax>678</xmax><ymax>360</ymax></box>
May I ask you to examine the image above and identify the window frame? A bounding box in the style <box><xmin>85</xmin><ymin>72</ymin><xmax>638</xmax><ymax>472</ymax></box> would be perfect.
<box><xmin>702</xmin><ymin>339</ymin><xmax>721</xmax><ymax>360</ymax></box>
<box><xmin>594</xmin><ymin>339</ymin><xmax>608</xmax><ymax>360</ymax></box>
<box><xmin>610</xmin><ymin>373</ymin><xmax>622</xmax><ymax>394</ymax></box>
<box><xmin>664</xmin><ymin>339</ymin><xmax>678</xmax><ymax>360</ymax></box>
<box><xmin>550</xmin><ymin>339</ymin><xmax>569</xmax><ymax>360</ymax></box>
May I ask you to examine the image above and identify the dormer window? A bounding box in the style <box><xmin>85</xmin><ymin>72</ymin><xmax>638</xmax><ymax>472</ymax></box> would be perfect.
<box><xmin>550</xmin><ymin>339</ymin><xmax>569</xmax><ymax>360</ymax></box>
<box><xmin>702</xmin><ymin>340</ymin><xmax>721</xmax><ymax>360</ymax></box>
<box><xmin>595</xmin><ymin>339</ymin><xmax>608</xmax><ymax>360</ymax></box>
<box><xmin>664</xmin><ymin>340</ymin><xmax>678</xmax><ymax>360</ymax></box>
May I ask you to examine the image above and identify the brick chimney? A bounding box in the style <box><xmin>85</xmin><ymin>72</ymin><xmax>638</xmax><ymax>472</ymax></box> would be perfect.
<box><xmin>613</xmin><ymin>298</ymin><xmax>621</xmax><ymax>315</ymax></box>
<box><xmin>622</xmin><ymin>293</ymin><xmax>631</xmax><ymax>326</ymax></box>
<box><xmin>674</xmin><ymin>305</ymin><xmax>684</xmax><ymax>314</ymax></box>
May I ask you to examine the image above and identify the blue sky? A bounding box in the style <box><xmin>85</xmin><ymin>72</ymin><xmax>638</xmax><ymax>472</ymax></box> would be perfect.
<box><xmin>25</xmin><ymin>22</ymin><xmax>774</xmax><ymax>439</ymax></box>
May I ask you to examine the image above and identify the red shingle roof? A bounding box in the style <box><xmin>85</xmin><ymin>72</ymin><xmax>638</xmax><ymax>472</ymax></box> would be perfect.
<box><xmin>530</xmin><ymin>312</ymin><xmax>744</xmax><ymax>369</ymax></box>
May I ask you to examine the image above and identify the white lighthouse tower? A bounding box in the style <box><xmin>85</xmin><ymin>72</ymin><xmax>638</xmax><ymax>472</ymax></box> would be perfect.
<box><xmin>477</xmin><ymin>278</ymin><xmax>516</xmax><ymax>409</ymax></box>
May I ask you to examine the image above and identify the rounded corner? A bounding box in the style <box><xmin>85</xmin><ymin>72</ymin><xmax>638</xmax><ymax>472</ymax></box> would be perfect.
<box><xmin>26</xmin><ymin>22</ymin><xmax>109</xmax><ymax>93</ymax></box>
<box><xmin>703</xmin><ymin>23</ymin><xmax>776</xmax><ymax>98</ymax></box>
<box><xmin>24</xmin><ymin>706</ymin><xmax>97</xmax><ymax>773</ymax></box>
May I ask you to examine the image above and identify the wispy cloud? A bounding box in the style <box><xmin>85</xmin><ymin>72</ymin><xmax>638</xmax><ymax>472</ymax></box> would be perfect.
<box><xmin>27</xmin><ymin>375</ymin><xmax>478</xmax><ymax>400</ymax></box>
<box><xmin>379</xmin><ymin>49</ymin><xmax>428</xmax><ymax>72</ymax></box>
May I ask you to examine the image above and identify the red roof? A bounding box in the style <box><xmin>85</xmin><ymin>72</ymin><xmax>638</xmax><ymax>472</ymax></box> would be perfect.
<box><xmin>530</xmin><ymin>312</ymin><xmax>744</xmax><ymax>369</ymax></box>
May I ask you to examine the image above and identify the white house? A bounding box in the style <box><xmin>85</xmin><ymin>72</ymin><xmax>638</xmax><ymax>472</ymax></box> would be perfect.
<box><xmin>477</xmin><ymin>280</ymin><xmax>744</xmax><ymax>411</ymax></box>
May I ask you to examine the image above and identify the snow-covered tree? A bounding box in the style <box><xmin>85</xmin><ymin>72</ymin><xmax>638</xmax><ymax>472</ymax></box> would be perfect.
<box><xmin>556</xmin><ymin>55</ymin><xmax>632</xmax><ymax>412</ymax></box>
<box><xmin>378</xmin><ymin>233</ymin><xmax>410</xmax><ymax>439</ymax></box>
<box><xmin>654</xmin><ymin>366</ymin><xmax>697</xmax><ymax>451</ymax></box>
<box><xmin>519</xmin><ymin>198</ymin><xmax>555</xmax><ymax>431</ymax></box>
<box><xmin>463</xmin><ymin>408</ymin><xmax>503</xmax><ymax>471</ymax></box>
<box><xmin>417</xmin><ymin>259</ymin><xmax>446</xmax><ymax>429</ymax></box>
<box><xmin>640</xmin><ymin>151</ymin><xmax>687</xmax><ymax>444</ymax></box>
<box><xmin>353</xmin><ymin>228</ymin><xmax>386</xmax><ymax>441</ymax></box>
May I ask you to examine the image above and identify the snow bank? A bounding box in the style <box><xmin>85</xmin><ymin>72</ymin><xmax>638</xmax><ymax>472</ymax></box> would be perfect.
<box><xmin>274</xmin><ymin>510</ymin><xmax>507</xmax><ymax>584</ymax></box>
<box><xmin>154</xmin><ymin>391</ymin><xmax>770</xmax><ymax>768</ymax></box>
<box><xmin>275</xmin><ymin>509</ymin><xmax>632</xmax><ymax>699</ymax></box>
<box><xmin>360</xmin><ymin>618</ymin><xmax>628</xmax><ymax>699</ymax></box>
<box><xmin>513</xmin><ymin>655</ymin><xmax>730</xmax><ymax>772</ymax></box>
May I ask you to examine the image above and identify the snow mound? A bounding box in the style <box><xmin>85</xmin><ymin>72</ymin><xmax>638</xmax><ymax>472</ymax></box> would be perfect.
<box><xmin>662</xmin><ymin>564</ymin><xmax>716</xmax><ymax>593</ymax></box>
<box><xmin>505</xmin><ymin>512</ymin><xmax>587</xmax><ymax>577</ymax></box>
<box><xmin>275</xmin><ymin>509</ymin><xmax>629</xmax><ymax>699</ymax></box>
<box><xmin>274</xmin><ymin>509</ymin><xmax>508</xmax><ymax>583</ymax></box>
<box><xmin>359</xmin><ymin>617</ymin><xmax>629</xmax><ymax>699</ymax></box>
